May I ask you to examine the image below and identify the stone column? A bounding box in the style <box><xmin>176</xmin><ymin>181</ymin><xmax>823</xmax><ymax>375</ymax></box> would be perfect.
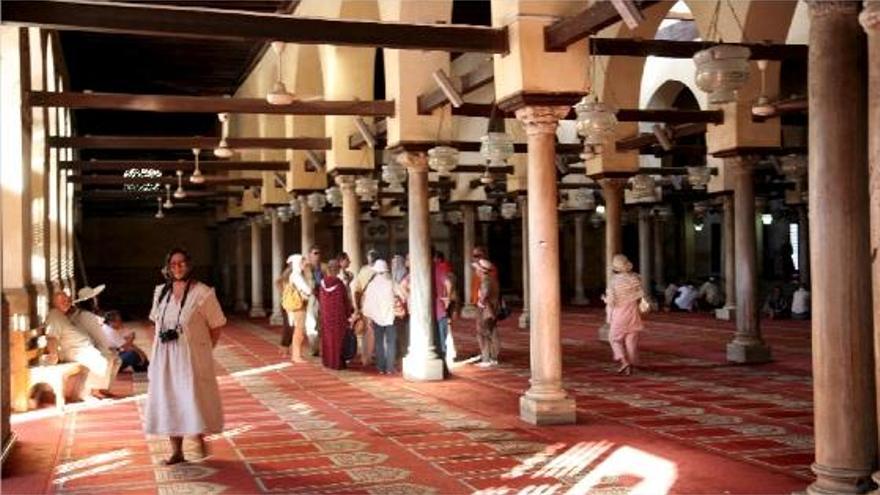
<box><xmin>797</xmin><ymin>205</ymin><xmax>811</xmax><ymax>286</ymax></box>
<box><xmin>571</xmin><ymin>213</ymin><xmax>589</xmax><ymax>305</ymax></box>
<box><xmin>269</xmin><ymin>209</ymin><xmax>284</xmax><ymax>325</ymax></box>
<box><xmin>461</xmin><ymin>205</ymin><xmax>477</xmax><ymax>319</ymax></box>
<box><xmin>717</xmin><ymin>194</ymin><xmax>737</xmax><ymax>320</ymax></box>
<box><xmin>234</xmin><ymin>224</ymin><xmax>248</xmax><ymax>313</ymax></box>
<box><xmin>249</xmin><ymin>219</ymin><xmax>266</xmax><ymax>318</ymax></box>
<box><xmin>398</xmin><ymin>152</ymin><xmax>443</xmax><ymax>381</ymax></box>
<box><xmin>805</xmin><ymin>2</ymin><xmax>878</xmax><ymax>493</ymax></box>
<box><xmin>220</xmin><ymin>227</ymin><xmax>232</xmax><ymax>308</ymax></box>
<box><xmin>516</xmin><ymin>105</ymin><xmax>575</xmax><ymax>425</ymax></box>
<box><xmin>300</xmin><ymin>196</ymin><xmax>315</xmax><ymax>254</ymax></box>
<box><xmin>598</xmin><ymin>178</ymin><xmax>626</xmax><ymax>341</ymax></box>
<box><xmin>518</xmin><ymin>196</ymin><xmax>530</xmax><ymax>329</ymax></box>
<box><xmin>338</xmin><ymin>176</ymin><xmax>362</xmax><ymax>273</ymax></box>
<box><xmin>725</xmin><ymin>157</ymin><xmax>771</xmax><ymax>363</ymax></box>
<box><xmin>683</xmin><ymin>209</ymin><xmax>696</xmax><ymax>281</ymax></box>
<box><xmin>638</xmin><ymin>208</ymin><xmax>652</xmax><ymax>297</ymax></box>
<box><xmin>652</xmin><ymin>214</ymin><xmax>665</xmax><ymax>289</ymax></box>
<box><xmin>863</xmin><ymin>1</ymin><xmax>880</xmax><ymax>489</ymax></box>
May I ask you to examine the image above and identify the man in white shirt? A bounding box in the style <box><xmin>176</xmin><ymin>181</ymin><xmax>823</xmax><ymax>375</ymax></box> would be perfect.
<box><xmin>674</xmin><ymin>283</ymin><xmax>699</xmax><ymax>312</ymax></box>
<box><xmin>791</xmin><ymin>284</ymin><xmax>811</xmax><ymax>320</ymax></box>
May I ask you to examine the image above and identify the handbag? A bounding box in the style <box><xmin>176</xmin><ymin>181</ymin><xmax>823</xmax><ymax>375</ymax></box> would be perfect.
<box><xmin>342</xmin><ymin>328</ymin><xmax>357</xmax><ymax>361</ymax></box>
<box><xmin>281</xmin><ymin>283</ymin><xmax>304</xmax><ymax>312</ymax></box>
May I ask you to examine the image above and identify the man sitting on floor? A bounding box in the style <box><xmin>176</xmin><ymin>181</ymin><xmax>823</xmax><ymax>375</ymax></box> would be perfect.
<box><xmin>673</xmin><ymin>282</ymin><xmax>699</xmax><ymax>312</ymax></box>
<box><xmin>45</xmin><ymin>290</ymin><xmax>121</xmax><ymax>400</ymax></box>
<box><xmin>101</xmin><ymin>310</ymin><xmax>149</xmax><ymax>372</ymax></box>
<box><xmin>698</xmin><ymin>277</ymin><xmax>724</xmax><ymax>310</ymax></box>
<box><xmin>791</xmin><ymin>284</ymin><xmax>811</xmax><ymax>320</ymax></box>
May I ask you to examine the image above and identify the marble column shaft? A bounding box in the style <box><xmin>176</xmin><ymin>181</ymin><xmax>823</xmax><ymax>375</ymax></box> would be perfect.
<box><xmin>338</xmin><ymin>176</ymin><xmax>362</xmax><ymax>274</ymax></box>
<box><xmin>461</xmin><ymin>205</ymin><xmax>477</xmax><ymax>318</ymax></box>
<box><xmin>716</xmin><ymin>193</ymin><xmax>737</xmax><ymax>322</ymax></box>
<box><xmin>269</xmin><ymin>209</ymin><xmax>284</xmax><ymax>325</ymax></box>
<box><xmin>572</xmin><ymin>213</ymin><xmax>588</xmax><ymax>305</ymax></box>
<box><xmin>516</xmin><ymin>105</ymin><xmax>575</xmax><ymax>425</ymax></box>
<box><xmin>249</xmin><ymin>219</ymin><xmax>266</xmax><ymax>318</ymax></box>
<box><xmin>300</xmin><ymin>196</ymin><xmax>315</xmax><ymax>254</ymax></box>
<box><xmin>234</xmin><ymin>225</ymin><xmax>248</xmax><ymax>312</ymax></box>
<box><xmin>601</xmin><ymin>178</ymin><xmax>626</xmax><ymax>286</ymax></box>
<box><xmin>652</xmin><ymin>216</ymin><xmax>665</xmax><ymax>288</ymax></box>
<box><xmin>638</xmin><ymin>208</ymin><xmax>652</xmax><ymax>295</ymax></box>
<box><xmin>518</xmin><ymin>196</ymin><xmax>530</xmax><ymax>329</ymax></box>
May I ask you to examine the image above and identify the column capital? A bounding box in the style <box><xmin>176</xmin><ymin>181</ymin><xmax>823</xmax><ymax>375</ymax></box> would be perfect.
<box><xmin>395</xmin><ymin>151</ymin><xmax>428</xmax><ymax>172</ymax></box>
<box><xmin>598</xmin><ymin>177</ymin><xmax>628</xmax><ymax>192</ymax></box>
<box><xmin>860</xmin><ymin>1</ymin><xmax>880</xmax><ymax>32</ymax></box>
<box><xmin>807</xmin><ymin>0</ymin><xmax>861</xmax><ymax>17</ymax></box>
<box><xmin>334</xmin><ymin>174</ymin><xmax>357</xmax><ymax>190</ymax></box>
<box><xmin>514</xmin><ymin>106</ymin><xmax>570</xmax><ymax>136</ymax></box>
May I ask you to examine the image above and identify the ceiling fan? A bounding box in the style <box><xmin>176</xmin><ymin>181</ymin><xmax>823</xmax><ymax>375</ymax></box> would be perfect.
<box><xmin>266</xmin><ymin>41</ymin><xmax>324</xmax><ymax>104</ymax></box>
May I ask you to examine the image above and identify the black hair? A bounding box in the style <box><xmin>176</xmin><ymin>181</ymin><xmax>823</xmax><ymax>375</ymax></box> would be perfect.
<box><xmin>159</xmin><ymin>247</ymin><xmax>194</xmax><ymax>300</ymax></box>
<box><xmin>103</xmin><ymin>310</ymin><xmax>122</xmax><ymax>323</ymax></box>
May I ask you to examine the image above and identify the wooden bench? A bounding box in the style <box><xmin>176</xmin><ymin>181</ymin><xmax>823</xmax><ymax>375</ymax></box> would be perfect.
<box><xmin>10</xmin><ymin>326</ymin><xmax>86</xmax><ymax>411</ymax></box>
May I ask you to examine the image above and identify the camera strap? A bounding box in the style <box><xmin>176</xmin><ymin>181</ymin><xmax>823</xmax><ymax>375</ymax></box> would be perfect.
<box><xmin>159</xmin><ymin>280</ymin><xmax>193</xmax><ymax>333</ymax></box>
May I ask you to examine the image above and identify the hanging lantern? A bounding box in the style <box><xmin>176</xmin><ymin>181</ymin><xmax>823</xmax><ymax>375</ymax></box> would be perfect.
<box><xmin>381</xmin><ymin>161</ymin><xmax>407</xmax><ymax>192</ymax></box>
<box><xmin>214</xmin><ymin>113</ymin><xmax>234</xmax><ymax>158</ymax></box>
<box><xmin>477</xmin><ymin>204</ymin><xmax>494</xmax><ymax>222</ymax></box>
<box><xmin>155</xmin><ymin>197</ymin><xmax>165</xmax><ymax>219</ymax></box>
<box><xmin>694</xmin><ymin>45</ymin><xmax>752</xmax><ymax>105</ymax></box>
<box><xmin>173</xmin><ymin>170</ymin><xmax>187</xmax><ymax>199</ymax></box>
<box><xmin>163</xmin><ymin>184</ymin><xmax>174</xmax><ymax>209</ymax></box>
<box><xmin>306</xmin><ymin>192</ymin><xmax>326</xmax><ymax>212</ymax></box>
<box><xmin>288</xmin><ymin>196</ymin><xmax>302</xmax><ymax>216</ymax></box>
<box><xmin>573</xmin><ymin>96</ymin><xmax>618</xmax><ymax>146</ymax></box>
<box><xmin>568</xmin><ymin>188</ymin><xmax>596</xmax><ymax>210</ymax></box>
<box><xmin>479</xmin><ymin>132</ymin><xmax>515</xmax><ymax>168</ymax></box>
<box><xmin>630</xmin><ymin>175</ymin><xmax>657</xmax><ymax>202</ymax></box>
<box><xmin>190</xmin><ymin>148</ymin><xmax>205</xmax><ymax>184</ymax></box>
<box><xmin>687</xmin><ymin>167</ymin><xmax>712</xmax><ymax>189</ymax></box>
<box><xmin>277</xmin><ymin>206</ymin><xmax>292</xmax><ymax>222</ymax></box>
<box><xmin>500</xmin><ymin>201</ymin><xmax>518</xmax><ymax>220</ymax></box>
<box><xmin>355</xmin><ymin>177</ymin><xmax>379</xmax><ymax>202</ymax></box>
<box><xmin>446</xmin><ymin>210</ymin><xmax>463</xmax><ymax>224</ymax></box>
<box><xmin>325</xmin><ymin>186</ymin><xmax>343</xmax><ymax>208</ymax></box>
<box><xmin>427</xmin><ymin>145</ymin><xmax>459</xmax><ymax>177</ymax></box>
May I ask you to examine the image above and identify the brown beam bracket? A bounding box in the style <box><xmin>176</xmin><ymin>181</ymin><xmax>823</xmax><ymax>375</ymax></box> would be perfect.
<box><xmin>49</xmin><ymin>136</ymin><xmax>331</xmax><ymax>150</ymax></box>
<box><xmin>417</xmin><ymin>62</ymin><xmax>495</xmax><ymax>115</ymax></box>
<box><xmin>544</xmin><ymin>0</ymin><xmax>662</xmax><ymax>52</ymax></box>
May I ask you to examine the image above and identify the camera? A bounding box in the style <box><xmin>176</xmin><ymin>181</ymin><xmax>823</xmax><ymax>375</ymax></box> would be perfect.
<box><xmin>158</xmin><ymin>327</ymin><xmax>180</xmax><ymax>343</ymax></box>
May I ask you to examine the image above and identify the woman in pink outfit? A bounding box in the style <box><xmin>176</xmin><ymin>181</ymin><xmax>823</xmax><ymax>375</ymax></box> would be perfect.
<box><xmin>604</xmin><ymin>254</ymin><xmax>644</xmax><ymax>375</ymax></box>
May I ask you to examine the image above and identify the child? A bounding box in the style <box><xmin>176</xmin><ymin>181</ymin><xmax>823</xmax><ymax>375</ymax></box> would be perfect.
<box><xmin>102</xmin><ymin>311</ymin><xmax>149</xmax><ymax>372</ymax></box>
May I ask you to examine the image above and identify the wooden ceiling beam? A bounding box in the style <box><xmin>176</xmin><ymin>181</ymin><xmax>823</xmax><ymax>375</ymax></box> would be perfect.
<box><xmin>27</xmin><ymin>91</ymin><xmax>396</xmax><ymax>117</ymax></box>
<box><xmin>76</xmin><ymin>189</ymin><xmax>239</xmax><ymax>198</ymax></box>
<box><xmin>417</xmin><ymin>62</ymin><xmax>495</xmax><ymax>115</ymax></box>
<box><xmin>61</xmin><ymin>160</ymin><xmax>290</xmax><ymax>172</ymax></box>
<box><xmin>49</xmin><ymin>136</ymin><xmax>330</xmax><ymax>150</ymax></box>
<box><xmin>616</xmin><ymin>123</ymin><xmax>707</xmax><ymax>151</ymax></box>
<box><xmin>589</xmin><ymin>38</ymin><xmax>807</xmax><ymax>61</ymax></box>
<box><xmin>544</xmin><ymin>1</ymin><xmax>662</xmax><ymax>52</ymax></box>
<box><xmin>451</xmin><ymin>103</ymin><xmax>723</xmax><ymax>124</ymax></box>
<box><xmin>3</xmin><ymin>0</ymin><xmax>508</xmax><ymax>53</ymax></box>
<box><xmin>69</xmin><ymin>176</ymin><xmax>262</xmax><ymax>186</ymax></box>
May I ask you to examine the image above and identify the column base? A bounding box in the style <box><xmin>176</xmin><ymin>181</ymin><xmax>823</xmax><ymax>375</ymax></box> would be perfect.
<box><xmin>807</xmin><ymin>463</ymin><xmax>875</xmax><ymax>495</ymax></box>
<box><xmin>234</xmin><ymin>300</ymin><xmax>248</xmax><ymax>313</ymax></box>
<box><xmin>715</xmin><ymin>305</ymin><xmax>736</xmax><ymax>321</ymax></box>
<box><xmin>460</xmin><ymin>304</ymin><xmax>478</xmax><ymax>319</ymax></box>
<box><xmin>726</xmin><ymin>339</ymin><xmax>772</xmax><ymax>364</ymax></box>
<box><xmin>570</xmin><ymin>295</ymin><xmax>589</xmax><ymax>306</ymax></box>
<box><xmin>597</xmin><ymin>323</ymin><xmax>610</xmax><ymax>342</ymax></box>
<box><xmin>269</xmin><ymin>310</ymin><xmax>285</xmax><ymax>326</ymax></box>
<box><xmin>402</xmin><ymin>355</ymin><xmax>444</xmax><ymax>382</ymax></box>
<box><xmin>519</xmin><ymin>394</ymin><xmax>576</xmax><ymax>425</ymax></box>
<box><xmin>518</xmin><ymin>311</ymin><xmax>530</xmax><ymax>330</ymax></box>
<box><xmin>249</xmin><ymin>306</ymin><xmax>267</xmax><ymax>318</ymax></box>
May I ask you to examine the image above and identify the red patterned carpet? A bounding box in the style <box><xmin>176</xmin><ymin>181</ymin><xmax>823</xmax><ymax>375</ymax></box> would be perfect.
<box><xmin>3</xmin><ymin>309</ymin><xmax>813</xmax><ymax>494</ymax></box>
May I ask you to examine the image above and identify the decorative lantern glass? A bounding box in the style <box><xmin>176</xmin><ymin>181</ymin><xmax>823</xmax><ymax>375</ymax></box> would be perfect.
<box><xmin>277</xmin><ymin>206</ymin><xmax>292</xmax><ymax>222</ymax></box>
<box><xmin>289</xmin><ymin>196</ymin><xmax>302</xmax><ymax>216</ymax></box>
<box><xmin>693</xmin><ymin>45</ymin><xmax>752</xmax><ymax>104</ymax></box>
<box><xmin>479</xmin><ymin>132</ymin><xmax>515</xmax><ymax>167</ymax></box>
<box><xmin>381</xmin><ymin>162</ymin><xmax>407</xmax><ymax>192</ymax></box>
<box><xmin>325</xmin><ymin>186</ymin><xmax>343</xmax><ymax>208</ymax></box>
<box><xmin>573</xmin><ymin>96</ymin><xmax>618</xmax><ymax>146</ymax></box>
<box><xmin>687</xmin><ymin>167</ymin><xmax>712</xmax><ymax>189</ymax></box>
<box><xmin>355</xmin><ymin>177</ymin><xmax>379</xmax><ymax>202</ymax></box>
<box><xmin>477</xmin><ymin>205</ymin><xmax>494</xmax><ymax>222</ymax></box>
<box><xmin>630</xmin><ymin>175</ymin><xmax>656</xmax><ymax>202</ymax></box>
<box><xmin>500</xmin><ymin>201</ymin><xmax>518</xmax><ymax>220</ymax></box>
<box><xmin>427</xmin><ymin>146</ymin><xmax>459</xmax><ymax>177</ymax></box>
<box><xmin>306</xmin><ymin>192</ymin><xmax>326</xmax><ymax>212</ymax></box>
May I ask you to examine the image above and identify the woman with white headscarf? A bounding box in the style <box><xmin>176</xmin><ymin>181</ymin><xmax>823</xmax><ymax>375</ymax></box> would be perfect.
<box><xmin>285</xmin><ymin>254</ymin><xmax>312</xmax><ymax>363</ymax></box>
<box><xmin>604</xmin><ymin>254</ymin><xmax>644</xmax><ymax>376</ymax></box>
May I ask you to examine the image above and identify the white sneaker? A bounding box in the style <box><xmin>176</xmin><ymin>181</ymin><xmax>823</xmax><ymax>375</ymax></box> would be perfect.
<box><xmin>476</xmin><ymin>361</ymin><xmax>493</xmax><ymax>368</ymax></box>
<box><xmin>489</xmin><ymin>360</ymin><xmax>499</xmax><ymax>367</ymax></box>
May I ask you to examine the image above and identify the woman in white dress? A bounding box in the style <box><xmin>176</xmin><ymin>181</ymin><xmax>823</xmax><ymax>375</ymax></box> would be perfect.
<box><xmin>145</xmin><ymin>248</ymin><xmax>227</xmax><ymax>465</ymax></box>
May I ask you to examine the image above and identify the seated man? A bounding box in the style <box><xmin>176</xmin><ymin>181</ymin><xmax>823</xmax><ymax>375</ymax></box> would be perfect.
<box><xmin>663</xmin><ymin>282</ymin><xmax>679</xmax><ymax>311</ymax></box>
<box><xmin>698</xmin><ymin>277</ymin><xmax>724</xmax><ymax>309</ymax></box>
<box><xmin>763</xmin><ymin>286</ymin><xmax>790</xmax><ymax>320</ymax></box>
<box><xmin>791</xmin><ymin>284</ymin><xmax>811</xmax><ymax>320</ymax></box>
<box><xmin>101</xmin><ymin>310</ymin><xmax>149</xmax><ymax>372</ymax></box>
<box><xmin>45</xmin><ymin>291</ymin><xmax>121</xmax><ymax>399</ymax></box>
<box><xmin>673</xmin><ymin>283</ymin><xmax>699</xmax><ymax>312</ymax></box>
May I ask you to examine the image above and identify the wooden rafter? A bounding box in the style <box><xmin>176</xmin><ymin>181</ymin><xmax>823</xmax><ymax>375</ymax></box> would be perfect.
<box><xmin>589</xmin><ymin>38</ymin><xmax>807</xmax><ymax>60</ymax></box>
<box><xmin>449</xmin><ymin>103</ymin><xmax>723</xmax><ymax>124</ymax></box>
<box><xmin>60</xmin><ymin>160</ymin><xmax>290</xmax><ymax>172</ymax></box>
<box><xmin>616</xmin><ymin>123</ymin><xmax>707</xmax><ymax>151</ymax></box>
<box><xmin>544</xmin><ymin>0</ymin><xmax>662</xmax><ymax>52</ymax></box>
<box><xmin>27</xmin><ymin>91</ymin><xmax>396</xmax><ymax>117</ymax></box>
<box><xmin>416</xmin><ymin>62</ymin><xmax>495</xmax><ymax>115</ymax></box>
<box><xmin>3</xmin><ymin>0</ymin><xmax>508</xmax><ymax>53</ymax></box>
<box><xmin>68</xmin><ymin>176</ymin><xmax>262</xmax><ymax>186</ymax></box>
<box><xmin>49</xmin><ymin>136</ymin><xmax>331</xmax><ymax>150</ymax></box>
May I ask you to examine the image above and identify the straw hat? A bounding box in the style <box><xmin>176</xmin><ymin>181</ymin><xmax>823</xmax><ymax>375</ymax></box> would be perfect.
<box><xmin>611</xmin><ymin>254</ymin><xmax>633</xmax><ymax>273</ymax></box>
<box><xmin>74</xmin><ymin>284</ymin><xmax>106</xmax><ymax>304</ymax></box>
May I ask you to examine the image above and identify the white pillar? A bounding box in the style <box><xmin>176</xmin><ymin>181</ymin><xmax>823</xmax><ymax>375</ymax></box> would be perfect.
<box><xmin>269</xmin><ymin>209</ymin><xmax>284</xmax><ymax>325</ymax></box>
<box><xmin>518</xmin><ymin>196</ymin><xmax>530</xmax><ymax>329</ymax></box>
<box><xmin>516</xmin><ymin>105</ymin><xmax>575</xmax><ymax>425</ymax></box>
<box><xmin>249</xmin><ymin>219</ymin><xmax>266</xmax><ymax>318</ymax></box>
<box><xmin>399</xmin><ymin>152</ymin><xmax>444</xmax><ymax>381</ymax></box>
<box><xmin>717</xmin><ymin>194</ymin><xmax>736</xmax><ymax>320</ymax></box>
<box><xmin>460</xmin><ymin>205</ymin><xmax>478</xmax><ymax>319</ymax></box>
<box><xmin>234</xmin><ymin>225</ymin><xmax>248</xmax><ymax>313</ymax></box>
<box><xmin>571</xmin><ymin>213</ymin><xmax>589</xmax><ymax>305</ymax></box>
<box><xmin>338</xmin><ymin>176</ymin><xmax>362</xmax><ymax>274</ymax></box>
<box><xmin>300</xmin><ymin>196</ymin><xmax>315</xmax><ymax>254</ymax></box>
<box><xmin>638</xmin><ymin>208</ymin><xmax>652</xmax><ymax>297</ymax></box>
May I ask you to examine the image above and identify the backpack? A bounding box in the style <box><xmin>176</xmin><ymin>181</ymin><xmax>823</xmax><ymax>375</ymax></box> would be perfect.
<box><xmin>281</xmin><ymin>283</ymin><xmax>304</xmax><ymax>312</ymax></box>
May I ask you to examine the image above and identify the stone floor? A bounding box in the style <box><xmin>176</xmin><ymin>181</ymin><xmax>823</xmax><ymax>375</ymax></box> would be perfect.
<box><xmin>2</xmin><ymin>309</ymin><xmax>813</xmax><ymax>494</ymax></box>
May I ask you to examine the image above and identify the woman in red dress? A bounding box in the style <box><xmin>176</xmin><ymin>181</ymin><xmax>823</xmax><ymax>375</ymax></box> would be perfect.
<box><xmin>318</xmin><ymin>260</ymin><xmax>353</xmax><ymax>370</ymax></box>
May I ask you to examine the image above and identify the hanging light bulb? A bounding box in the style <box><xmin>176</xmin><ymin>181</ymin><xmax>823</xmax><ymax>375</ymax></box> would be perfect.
<box><xmin>214</xmin><ymin>113</ymin><xmax>234</xmax><ymax>158</ymax></box>
<box><xmin>266</xmin><ymin>41</ymin><xmax>296</xmax><ymax>105</ymax></box>
<box><xmin>163</xmin><ymin>183</ymin><xmax>174</xmax><ymax>209</ymax></box>
<box><xmin>173</xmin><ymin>170</ymin><xmax>187</xmax><ymax>199</ymax></box>
<box><xmin>190</xmin><ymin>147</ymin><xmax>205</xmax><ymax>184</ymax></box>
<box><xmin>155</xmin><ymin>197</ymin><xmax>165</xmax><ymax>219</ymax></box>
